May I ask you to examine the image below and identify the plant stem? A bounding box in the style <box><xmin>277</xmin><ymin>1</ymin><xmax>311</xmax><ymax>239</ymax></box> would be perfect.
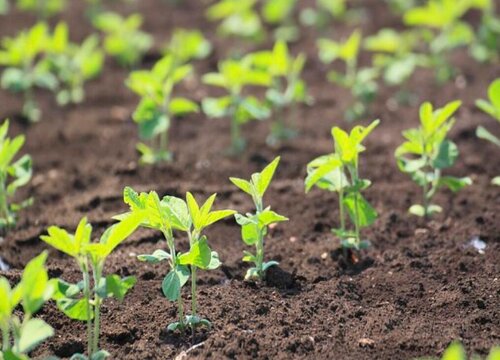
<box><xmin>92</xmin><ymin>265</ymin><xmax>103</xmax><ymax>355</ymax></box>
<box><xmin>1</xmin><ymin>324</ymin><xmax>9</xmax><ymax>352</ymax></box>
<box><xmin>352</xmin><ymin>166</ymin><xmax>361</xmax><ymax>246</ymax></box>
<box><xmin>164</xmin><ymin>228</ymin><xmax>185</xmax><ymax>330</ymax></box>
<box><xmin>81</xmin><ymin>260</ymin><xmax>93</xmax><ymax>357</ymax></box>
<box><xmin>0</xmin><ymin>173</ymin><xmax>9</xmax><ymax>224</ymax></box>
<box><xmin>191</xmin><ymin>266</ymin><xmax>197</xmax><ymax>318</ymax></box>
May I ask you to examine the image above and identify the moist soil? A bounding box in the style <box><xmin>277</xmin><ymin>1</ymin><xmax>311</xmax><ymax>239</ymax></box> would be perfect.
<box><xmin>0</xmin><ymin>1</ymin><xmax>499</xmax><ymax>359</ymax></box>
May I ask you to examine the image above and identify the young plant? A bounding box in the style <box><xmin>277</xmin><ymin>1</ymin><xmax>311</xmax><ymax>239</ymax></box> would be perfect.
<box><xmin>40</xmin><ymin>214</ymin><xmax>143</xmax><ymax>359</ymax></box>
<box><xmin>364</xmin><ymin>28</ymin><xmax>423</xmax><ymax>88</ymax></box>
<box><xmin>0</xmin><ymin>23</ymin><xmax>58</xmax><ymax>122</ymax></box>
<box><xmin>318</xmin><ymin>29</ymin><xmax>379</xmax><ymax>121</ymax></box>
<box><xmin>305</xmin><ymin>119</ymin><xmax>379</xmax><ymax>255</ymax></box>
<box><xmin>162</xmin><ymin>28</ymin><xmax>212</xmax><ymax>65</ymax></box>
<box><xmin>475</xmin><ymin>78</ymin><xmax>500</xmax><ymax>185</ymax></box>
<box><xmin>230</xmin><ymin>157</ymin><xmax>288</xmax><ymax>280</ymax></box>
<box><xmin>261</xmin><ymin>0</ymin><xmax>299</xmax><ymax>42</ymax></box>
<box><xmin>126</xmin><ymin>55</ymin><xmax>198</xmax><ymax>164</ymax></box>
<box><xmin>395</xmin><ymin>100</ymin><xmax>472</xmax><ymax>218</ymax></box>
<box><xmin>403</xmin><ymin>0</ymin><xmax>485</xmax><ymax>83</ymax></box>
<box><xmin>469</xmin><ymin>2</ymin><xmax>500</xmax><ymax>63</ymax></box>
<box><xmin>205</xmin><ymin>0</ymin><xmax>264</xmax><ymax>42</ymax></box>
<box><xmin>300</xmin><ymin>0</ymin><xmax>347</xmax><ymax>29</ymax></box>
<box><xmin>93</xmin><ymin>12</ymin><xmax>153</xmax><ymax>67</ymax></box>
<box><xmin>43</xmin><ymin>23</ymin><xmax>104</xmax><ymax>106</ymax></box>
<box><xmin>16</xmin><ymin>0</ymin><xmax>67</xmax><ymax>19</ymax></box>
<box><xmin>0</xmin><ymin>252</ymin><xmax>54</xmax><ymax>360</ymax></box>
<box><xmin>0</xmin><ymin>120</ymin><xmax>33</xmax><ymax>233</ymax></box>
<box><xmin>202</xmin><ymin>58</ymin><xmax>271</xmax><ymax>154</ymax></box>
<box><xmin>121</xmin><ymin>187</ymin><xmax>235</xmax><ymax>332</ymax></box>
<box><xmin>246</xmin><ymin>41</ymin><xmax>310</xmax><ymax>145</ymax></box>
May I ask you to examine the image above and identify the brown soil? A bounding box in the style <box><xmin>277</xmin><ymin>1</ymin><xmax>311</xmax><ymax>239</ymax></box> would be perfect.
<box><xmin>1</xmin><ymin>1</ymin><xmax>499</xmax><ymax>359</ymax></box>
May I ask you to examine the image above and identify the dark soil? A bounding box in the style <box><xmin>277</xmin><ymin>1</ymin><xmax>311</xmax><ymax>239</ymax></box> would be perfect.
<box><xmin>0</xmin><ymin>1</ymin><xmax>499</xmax><ymax>359</ymax></box>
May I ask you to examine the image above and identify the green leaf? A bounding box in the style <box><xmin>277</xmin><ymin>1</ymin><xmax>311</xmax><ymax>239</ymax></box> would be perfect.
<box><xmin>20</xmin><ymin>251</ymin><xmax>52</xmax><ymax>315</ymax></box>
<box><xmin>56</xmin><ymin>297</ymin><xmax>91</xmax><ymax>321</ymax></box>
<box><xmin>40</xmin><ymin>226</ymin><xmax>79</xmax><ymax>258</ymax></box>
<box><xmin>18</xmin><ymin>318</ymin><xmax>54</xmax><ymax>353</ymax></box>
<box><xmin>186</xmin><ymin>192</ymin><xmax>201</xmax><ymax>230</ymax></box>
<box><xmin>442</xmin><ymin>341</ymin><xmax>466</xmax><ymax>360</ymax></box>
<box><xmin>409</xmin><ymin>204</ymin><xmax>425</xmax><ymax>217</ymax></box>
<box><xmin>438</xmin><ymin>176</ymin><xmax>472</xmax><ymax>192</ymax></box>
<box><xmin>476</xmin><ymin>126</ymin><xmax>500</xmax><ymax>147</ymax></box>
<box><xmin>343</xmin><ymin>193</ymin><xmax>377</xmax><ymax>228</ymax></box>
<box><xmin>256</xmin><ymin>156</ymin><xmax>280</xmax><ymax>197</ymax></box>
<box><xmin>178</xmin><ymin>237</ymin><xmax>212</xmax><ymax>269</ymax></box>
<box><xmin>206</xmin><ymin>251</ymin><xmax>221</xmax><ymax>270</ymax></box>
<box><xmin>105</xmin><ymin>275</ymin><xmax>136</xmax><ymax>301</ymax></box>
<box><xmin>492</xmin><ymin>176</ymin><xmax>500</xmax><ymax>186</ymax></box>
<box><xmin>305</xmin><ymin>156</ymin><xmax>342</xmax><ymax>192</ymax></box>
<box><xmin>162</xmin><ymin>266</ymin><xmax>190</xmax><ymax>301</ymax></box>
<box><xmin>161</xmin><ymin>196</ymin><xmax>191</xmax><ymax>231</ymax></box>
<box><xmin>262</xmin><ymin>261</ymin><xmax>279</xmax><ymax>272</ymax></box>
<box><xmin>257</xmin><ymin>209</ymin><xmax>288</xmax><ymax>226</ymax></box>
<box><xmin>170</xmin><ymin>97</ymin><xmax>199</xmax><ymax>116</ymax></box>
<box><xmin>205</xmin><ymin>209</ymin><xmax>236</xmax><ymax>227</ymax></box>
<box><xmin>229</xmin><ymin>177</ymin><xmax>253</xmax><ymax>195</ymax></box>
<box><xmin>432</xmin><ymin>140</ymin><xmax>458</xmax><ymax>169</ymax></box>
<box><xmin>241</xmin><ymin>223</ymin><xmax>260</xmax><ymax>245</ymax></box>
<box><xmin>201</xmin><ymin>97</ymin><xmax>231</xmax><ymax>118</ymax></box>
<box><xmin>137</xmin><ymin>249</ymin><xmax>171</xmax><ymax>264</ymax></box>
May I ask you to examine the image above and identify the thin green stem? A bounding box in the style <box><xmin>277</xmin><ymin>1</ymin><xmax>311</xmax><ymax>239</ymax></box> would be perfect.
<box><xmin>190</xmin><ymin>266</ymin><xmax>197</xmax><ymax>318</ymax></box>
<box><xmin>1</xmin><ymin>324</ymin><xmax>9</xmax><ymax>352</ymax></box>
<box><xmin>0</xmin><ymin>173</ymin><xmax>9</xmax><ymax>224</ymax></box>
<box><xmin>91</xmin><ymin>264</ymin><xmax>103</xmax><ymax>355</ymax></box>
<box><xmin>81</xmin><ymin>260</ymin><xmax>93</xmax><ymax>357</ymax></box>
<box><xmin>163</xmin><ymin>228</ymin><xmax>185</xmax><ymax>330</ymax></box>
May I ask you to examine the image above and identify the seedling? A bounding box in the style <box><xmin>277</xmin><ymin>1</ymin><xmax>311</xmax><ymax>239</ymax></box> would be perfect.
<box><xmin>0</xmin><ymin>23</ymin><xmax>58</xmax><ymax>122</ymax></box>
<box><xmin>246</xmin><ymin>41</ymin><xmax>310</xmax><ymax>145</ymax></box>
<box><xmin>470</xmin><ymin>3</ymin><xmax>500</xmax><ymax>63</ymax></box>
<box><xmin>163</xmin><ymin>28</ymin><xmax>212</xmax><ymax>65</ymax></box>
<box><xmin>0</xmin><ymin>252</ymin><xmax>54</xmax><ymax>360</ymax></box>
<box><xmin>41</xmin><ymin>214</ymin><xmax>144</xmax><ymax>359</ymax></box>
<box><xmin>475</xmin><ymin>78</ymin><xmax>500</xmax><ymax>185</ymax></box>
<box><xmin>364</xmin><ymin>28</ymin><xmax>423</xmax><ymax>87</ymax></box>
<box><xmin>121</xmin><ymin>187</ymin><xmax>235</xmax><ymax>332</ymax></box>
<box><xmin>300</xmin><ymin>0</ymin><xmax>347</xmax><ymax>29</ymax></box>
<box><xmin>202</xmin><ymin>58</ymin><xmax>271</xmax><ymax>154</ymax></box>
<box><xmin>305</xmin><ymin>120</ymin><xmax>379</xmax><ymax>254</ymax></box>
<box><xmin>395</xmin><ymin>101</ymin><xmax>472</xmax><ymax>218</ymax></box>
<box><xmin>318</xmin><ymin>30</ymin><xmax>379</xmax><ymax>121</ymax></box>
<box><xmin>16</xmin><ymin>0</ymin><xmax>67</xmax><ymax>19</ymax></box>
<box><xmin>206</xmin><ymin>0</ymin><xmax>264</xmax><ymax>42</ymax></box>
<box><xmin>417</xmin><ymin>341</ymin><xmax>500</xmax><ymax>360</ymax></box>
<box><xmin>43</xmin><ymin>23</ymin><xmax>104</xmax><ymax>106</ymax></box>
<box><xmin>126</xmin><ymin>55</ymin><xmax>198</xmax><ymax>164</ymax></box>
<box><xmin>230</xmin><ymin>157</ymin><xmax>288</xmax><ymax>280</ymax></box>
<box><xmin>93</xmin><ymin>12</ymin><xmax>153</xmax><ymax>67</ymax></box>
<box><xmin>0</xmin><ymin>120</ymin><xmax>33</xmax><ymax>233</ymax></box>
<box><xmin>403</xmin><ymin>0</ymin><xmax>484</xmax><ymax>83</ymax></box>
<box><xmin>262</xmin><ymin>0</ymin><xmax>299</xmax><ymax>41</ymax></box>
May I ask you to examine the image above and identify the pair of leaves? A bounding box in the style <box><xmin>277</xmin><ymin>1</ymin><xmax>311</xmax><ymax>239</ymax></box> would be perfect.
<box><xmin>163</xmin><ymin>28</ymin><xmax>212</xmax><ymax>64</ymax></box>
<box><xmin>236</xmin><ymin>208</ymin><xmax>288</xmax><ymax>246</ymax></box>
<box><xmin>230</xmin><ymin>156</ymin><xmax>281</xmax><ymax>201</ymax></box>
<box><xmin>318</xmin><ymin>29</ymin><xmax>361</xmax><ymax>64</ymax></box>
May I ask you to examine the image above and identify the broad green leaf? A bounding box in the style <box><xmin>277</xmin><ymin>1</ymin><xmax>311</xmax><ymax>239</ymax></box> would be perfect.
<box><xmin>257</xmin><ymin>209</ymin><xmax>288</xmax><ymax>226</ymax></box>
<box><xmin>438</xmin><ymin>176</ymin><xmax>472</xmax><ymax>192</ymax></box>
<box><xmin>178</xmin><ymin>237</ymin><xmax>212</xmax><ymax>269</ymax></box>
<box><xmin>476</xmin><ymin>126</ymin><xmax>500</xmax><ymax>147</ymax></box>
<box><xmin>256</xmin><ymin>156</ymin><xmax>280</xmax><ymax>197</ymax></box>
<box><xmin>432</xmin><ymin>140</ymin><xmax>458</xmax><ymax>169</ymax></box>
<box><xmin>0</xmin><ymin>277</ymin><xmax>12</xmax><ymax>320</ymax></box>
<box><xmin>162</xmin><ymin>266</ymin><xmax>189</xmax><ymax>301</ymax></box>
<box><xmin>123</xmin><ymin>187</ymin><xmax>146</xmax><ymax>211</ymax></box>
<box><xmin>170</xmin><ymin>97</ymin><xmax>199</xmax><ymax>116</ymax></box>
<box><xmin>492</xmin><ymin>176</ymin><xmax>500</xmax><ymax>186</ymax></box>
<box><xmin>137</xmin><ymin>249</ymin><xmax>171</xmax><ymax>264</ymax></box>
<box><xmin>229</xmin><ymin>177</ymin><xmax>253</xmax><ymax>195</ymax></box>
<box><xmin>205</xmin><ymin>209</ymin><xmax>236</xmax><ymax>227</ymax></box>
<box><xmin>442</xmin><ymin>341</ymin><xmax>466</xmax><ymax>360</ymax></box>
<box><xmin>20</xmin><ymin>251</ymin><xmax>52</xmax><ymax>315</ymax></box>
<box><xmin>18</xmin><ymin>318</ymin><xmax>54</xmax><ymax>353</ymax></box>
<box><xmin>487</xmin><ymin>78</ymin><xmax>500</xmax><ymax>110</ymax></box>
<box><xmin>161</xmin><ymin>196</ymin><xmax>191</xmax><ymax>231</ymax></box>
<box><xmin>2</xmin><ymin>350</ymin><xmax>29</xmax><ymax>360</ymax></box>
<box><xmin>305</xmin><ymin>157</ymin><xmax>342</xmax><ymax>192</ymax></box>
<box><xmin>206</xmin><ymin>251</ymin><xmax>221</xmax><ymax>270</ymax></box>
<box><xmin>409</xmin><ymin>204</ymin><xmax>425</xmax><ymax>217</ymax></box>
<box><xmin>186</xmin><ymin>192</ymin><xmax>201</xmax><ymax>230</ymax></box>
<box><xmin>40</xmin><ymin>226</ymin><xmax>78</xmax><ymax>258</ymax></box>
<box><xmin>241</xmin><ymin>223</ymin><xmax>260</xmax><ymax>245</ymax></box>
<box><xmin>105</xmin><ymin>275</ymin><xmax>136</xmax><ymax>301</ymax></box>
<box><xmin>56</xmin><ymin>297</ymin><xmax>91</xmax><ymax>321</ymax></box>
<box><xmin>201</xmin><ymin>96</ymin><xmax>232</xmax><ymax>118</ymax></box>
<box><xmin>343</xmin><ymin>193</ymin><xmax>377</xmax><ymax>228</ymax></box>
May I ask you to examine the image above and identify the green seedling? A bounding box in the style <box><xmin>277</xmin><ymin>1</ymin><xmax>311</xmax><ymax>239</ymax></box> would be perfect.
<box><xmin>246</xmin><ymin>41</ymin><xmax>310</xmax><ymax>145</ymax></box>
<box><xmin>318</xmin><ymin>29</ymin><xmax>379</xmax><ymax>121</ymax></box>
<box><xmin>43</xmin><ymin>23</ymin><xmax>104</xmax><ymax>106</ymax></box>
<box><xmin>0</xmin><ymin>23</ymin><xmax>58</xmax><ymax>122</ymax></box>
<box><xmin>0</xmin><ymin>252</ymin><xmax>54</xmax><ymax>360</ymax></box>
<box><xmin>403</xmin><ymin>0</ymin><xmax>486</xmax><ymax>83</ymax></box>
<box><xmin>305</xmin><ymin>119</ymin><xmax>379</xmax><ymax>254</ymax></box>
<box><xmin>41</xmin><ymin>215</ymin><xmax>143</xmax><ymax>359</ymax></box>
<box><xmin>162</xmin><ymin>28</ymin><xmax>212</xmax><ymax>64</ymax></box>
<box><xmin>120</xmin><ymin>187</ymin><xmax>235</xmax><ymax>332</ymax></box>
<box><xmin>300</xmin><ymin>0</ymin><xmax>347</xmax><ymax>29</ymax></box>
<box><xmin>206</xmin><ymin>0</ymin><xmax>264</xmax><ymax>42</ymax></box>
<box><xmin>364</xmin><ymin>28</ymin><xmax>423</xmax><ymax>87</ymax></box>
<box><xmin>230</xmin><ymin>157</ymin><xmax>288</xmax><ymax>280</ymax></box>
<box><xmin>126</xmin><ymin>55</ymin><xmax>198</xmax><ymax>164</ymax></box>
<box><xmin>0</xmin><ymin>120</ymin><xmax>33</xmax><ymax>233</ymax></box>
<box><xmin>416</xmin><ymin>340</ymin><xmax>500</xmax><ymax>360</ymax></box>
<box><xmin>16</xmin><ymin>0</ymin><xmax>66</xmax><ymax>19</ymax></box>
<box><xmin>395</xmin><ymin>100</ymin><xmax>472</xmax><ymax>218</ymax></box>
<box><xmin>93</xmin><ymin>12</ymin><xmax>153</xmax><ymax>67</ymax></box>
<box><xmin>475</xmin><ymin>78</ymin><xmax>500</xmax><ymax>185</ymax></box>
<box><xmin>262</xmin><ymin>0</ymin><xmax>299</xmax><ymax>42</ymax></box>
<box><xmin>470</xmin><ymin>2</ymin><xmax>500</xmax><ymax>63</ymax></box>
<box><xmin>202</xmin><ymin>58</ymin><xmax>271</xmax><ymax>154</ymax></box>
